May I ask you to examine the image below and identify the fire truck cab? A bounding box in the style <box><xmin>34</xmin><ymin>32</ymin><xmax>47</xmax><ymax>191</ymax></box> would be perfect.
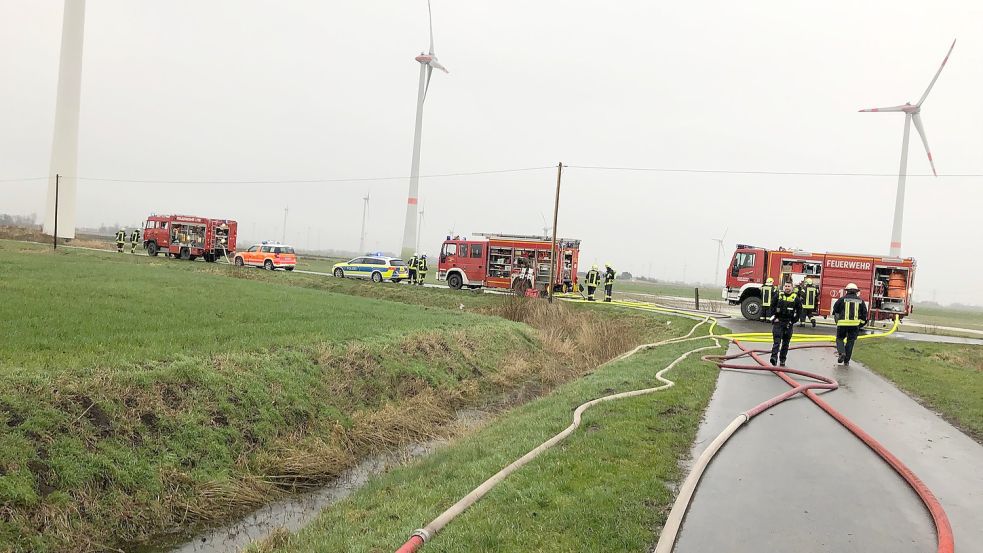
<box><xmin>437</xmin><ymin>233</ymin><xmax>581</xmax><ymax>294</ymax></box>
<box><xmin>142</xmin><ymin>214</ymin><xmax>237</xmax><ymax>262</ymax></box>
<box><xmin>723</xmin><ymin>244</ymin><xmax>916</xmax><ymax>322</ymax></box>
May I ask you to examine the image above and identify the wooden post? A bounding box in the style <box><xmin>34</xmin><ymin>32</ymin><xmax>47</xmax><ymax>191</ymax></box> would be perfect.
<box><xmin>548</xmin><ymin>162</ymin><xmax>562</xmax><ymax>302</ymax></box>
<box><xmin>694</xmin><ymin>287</ymin><xmax>700</xmax><ymax>310</ymax></box>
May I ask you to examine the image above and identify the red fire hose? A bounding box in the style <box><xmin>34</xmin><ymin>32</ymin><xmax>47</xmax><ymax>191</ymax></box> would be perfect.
<box><xmin>670</xmin><ymin>342</ymin><xmax>954</xmax><ymax>553</ymax></box>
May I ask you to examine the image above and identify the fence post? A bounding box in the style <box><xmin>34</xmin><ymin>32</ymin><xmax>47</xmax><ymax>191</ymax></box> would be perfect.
<box><xmin>694</xmin><ymin>287</ymin><xmax>699</xmax><ymax>310</ymax></box>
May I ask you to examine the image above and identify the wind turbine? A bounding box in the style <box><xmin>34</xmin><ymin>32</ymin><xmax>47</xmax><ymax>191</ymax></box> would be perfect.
<box><xmin>859</xmin><ymin>39</ymin><xmax>955</xmax><ymax>258</ymax></box>
<box><xmin>539</xmin><ymin>212</ymin><xmax>552</xmax><ymax>238</ymax></box>
<box><xmin>711</xmin><ymin>227</ymin><xmax>728</xmax><ymax>286</ymax></box>
<box><xmin>400</xmin><ymin>0</ymin><xmax>449</xmax><ymax>260</ymax></box>
<box><xmin>359</xmin><ymin>191</ymin><xmax>370</xmax><ymax>254</ymax></box>
<box><xmin>416</xmin><ymin>201</ymin><xmax>425</xmax><ymax>254</ymax></box>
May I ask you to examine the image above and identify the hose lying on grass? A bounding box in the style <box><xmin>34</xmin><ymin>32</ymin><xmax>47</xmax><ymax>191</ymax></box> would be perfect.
<box><xmin>395</xmin><ymin>315</ymin><xmax>722</xmax><ymax>552</ymax></box>
<box><xmin>394</xmin><ymin>299</ymin><xmax>953</xmax><ymax>553</ymax></box>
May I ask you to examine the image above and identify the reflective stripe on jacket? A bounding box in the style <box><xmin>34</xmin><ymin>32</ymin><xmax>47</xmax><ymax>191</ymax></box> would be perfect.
<box><xmin>585</xmin><ymin>269</ymin><xmax>600</xmax><ymax>286</ymax></box>
<box><xmin>761</xmin><ymin>285</ymin><xmax>775</xmax><ymax>307</ymax></box>
<box><xmin>803</xmin><ymin>285</ymin><xmax>817</xmax><ymax>309</ymax></box>
<box><xmin>838</xmin><ymin>298</ymin><xmax>864</xmax><ymax>326</ymax></box>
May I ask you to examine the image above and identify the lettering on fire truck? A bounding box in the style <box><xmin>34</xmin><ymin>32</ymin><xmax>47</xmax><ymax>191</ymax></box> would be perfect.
<box><xmin>826</xmin><ymin>259</ymin><xmax>872</xmax><ymax>271</ymax></box>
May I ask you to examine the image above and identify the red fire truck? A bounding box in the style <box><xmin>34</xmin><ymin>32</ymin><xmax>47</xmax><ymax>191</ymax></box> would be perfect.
<box><xmin>141</xmin><ymin>214</ymin><xmax>237</xmax><ymax>262</ymax></box>
<box><xmin>437</xmin><ymin>233</ymin><xmax>581</xmax><ymax>294</ymax></box>
<box><xmin>723</xmin><ymin>244</ymin><xmax>916</xmax><ymax>322</ymax></box>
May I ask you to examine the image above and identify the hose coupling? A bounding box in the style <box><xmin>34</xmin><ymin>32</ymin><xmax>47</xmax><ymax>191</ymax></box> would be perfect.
<box><xmin>412</xmin><ymin>529</ymin><xmax>431</xmax><ymax>542</ymax></box>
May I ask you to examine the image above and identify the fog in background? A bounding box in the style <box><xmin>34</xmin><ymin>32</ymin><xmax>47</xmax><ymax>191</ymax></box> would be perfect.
<box><xmin>2</xmin><ymin>0</ymin><xmax>981</xmax><ymax>305</ymax></box>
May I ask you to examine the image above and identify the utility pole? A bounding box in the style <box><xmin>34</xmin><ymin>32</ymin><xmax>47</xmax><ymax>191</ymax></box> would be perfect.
<box><xmin>53</xmin><ymin>174</ymin><xmax>60</xmax><ymax>250</ymax></box>
<box><xmin>547</xmin><ymin>162</ymin><xmax>562</xmax><ymax>302</ymax></box>
<box><xmin>359</xmin><ymin>191</ymin><xmax>369</xmax><ymax>254</ymax></box>
<box><xmin>281</xmin><ymin>206</ymin><xmax>288</xmax><ymax>243</ymax></box>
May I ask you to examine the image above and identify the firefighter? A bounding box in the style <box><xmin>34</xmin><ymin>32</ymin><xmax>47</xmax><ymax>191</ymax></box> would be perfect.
<box><xmin>832</xmin><ymin>283</ymin><xmax>868</xmax><ymax>366</ymax></box>
<box><xmin>799</xmin><ymin>277</ymin><xmax>819</xmax><ymax>327</ymax></box>
<box><xmin>585</xmin><ymin>264</ymin><xmax>601</xmax><ymax>301</ymax></box>
<box><xmin>417</xmin><ymin>254</ymin><xmax>428</xmax><ymax>286</ymax></box>
<box><xmin>407</xmin><ymin>253</ymin><xmax>419</xmax><ymax>284</ymax></box>
<box><xmin>129</xmin><ymin>228</ymin><xmax>140</xmax><ymax>254</ymax></box>
<box><xmin>603</xmin><ymin>262</ymin><xmax>616</xmax><ymax>302</ymax></box>
<box><xmin>769</xmin><ymin>281</ymin><xmax>801</xmax><ymax>367</ymax></box>
<box><xmin>114</xmin><ymin>228</ymin><xmax>126</xmax><ymax>253</ymax></box>
<box><xmin>761</xmin><ymin>277</ymin><xmax>776</xmax><ymax>319</ymax></box>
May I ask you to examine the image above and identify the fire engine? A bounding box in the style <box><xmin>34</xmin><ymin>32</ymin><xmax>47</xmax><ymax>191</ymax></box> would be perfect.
<box><xmin>141</xmin><ymin>214</ymin><xmax>237</xmax><ymax>262</ymax></box>
<box><xmin>437</xmin><ymin>233</ymin><xmax>581</xmax><ymax>293</ymax></box>
<box><xmin>723</xmin><ymin>244</ymin><xmax>916</xmax><ymax>322</ymax></box>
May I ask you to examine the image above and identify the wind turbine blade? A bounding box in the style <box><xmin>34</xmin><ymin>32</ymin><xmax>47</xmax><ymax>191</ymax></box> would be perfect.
<box><xmin>427</xmin><ymin>0</ymin><xmax>435</xmax><ymax>54</ymax></box>
<box><xmin>858</xmin><ymin>105</ymin><xmax>909</xmax><ymax>113</ymax></box>
<box><xmin>911</xmin><ymin>113</ymin><xmax>937</xmax><ymax>176</ymax></box>
<box><xmin>428</xmin><ymin>58</ymin><xmax>449</xmax><ymax>73</ymax></box>
<box><xmin>424</xmin><ymin>64</ymin><xmax>433</xmax><ymax>97</ymax></box>
<box><xmin>917</xmin><ymin>39</ymin><xmax>956</xmax><ymax>107</ymax></box>
<box><xmin>721</xmin><ymin>227</ymin><xmax>728</xmax><ymax>242</ymax></box>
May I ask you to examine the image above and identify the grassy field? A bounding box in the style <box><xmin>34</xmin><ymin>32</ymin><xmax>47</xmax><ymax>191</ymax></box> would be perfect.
<box><xmin>0</xmin><ymin>239</ymin><xmax>689</xmax><ymax>552</ymax></box>
<box><xmin>254</xmin><ymin>336</ymin><xmax>724</xmax><ymax>553</ymax></box>
<box><xmin>614</xmin><ymin>279</ymin><xmax>717</xmax><ymax>299</ymax></box>
<box><xmin>909</xmin><ymin>304</ymin><xmax>983</xmax><ymax>332</ymax></box>
<box><xmin>854</xmin><ymin>340</ymin><xmax>983</xmax><ymax>441</ymax></box>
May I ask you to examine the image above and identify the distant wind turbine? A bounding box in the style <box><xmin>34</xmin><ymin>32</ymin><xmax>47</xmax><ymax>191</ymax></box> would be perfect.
<box><xmin>711</xmin><ymin>227</ymin><xmax>728</xmax><ymax>286</ymax></box>
<box><xmin>400</xmin><ymin>0</ymin><xmax>449</xmax><ymax>260</ymax></box>
<box><xmin>416</xmin><ymin>201</ymin><xmax>425</xmax><ymax>254</ymax></box>
<box><xmin>859</xmin><ymin>39</ymin><xmax>955</xmax><ymax>258</ymax></box>
<box><xmin>539</xmin><ymin>212</ymin><xmax>552</xmax><ymax>238</ymax></box>
<box><xmin>359</xmin><ymin>191</ymin><xmax>370</xmax><ymax>254</ymax></box>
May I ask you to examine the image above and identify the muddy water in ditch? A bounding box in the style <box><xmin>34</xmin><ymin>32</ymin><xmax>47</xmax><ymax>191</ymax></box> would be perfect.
<box><xmin>153</xmin><ymin>410</ymin><xmax>488</xmax><ymax>553</ymax></box>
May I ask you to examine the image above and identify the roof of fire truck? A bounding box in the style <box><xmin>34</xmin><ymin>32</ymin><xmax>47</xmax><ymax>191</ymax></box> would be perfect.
<box><xmin>469</xmin><ymin>232</ymin><xmax>582</xmax><ymax>247</ymax></box>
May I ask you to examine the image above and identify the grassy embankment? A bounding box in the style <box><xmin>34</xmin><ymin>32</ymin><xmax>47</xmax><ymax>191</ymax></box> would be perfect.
<box><xmin>0</xmin><ymin>240</ymin><xmax>695</xmax><ymax>552</ymax></box>
<box><xmin>909</xmin><ymin>304</ymin><xmax>983</xmax><ymax>332</ymax></box>
<box><xmin>252</xmin><ymin>337</ymin><xmax>722</xmax><ymax>553</ymax></box>
<box><xmin>854</xmin><ymin>340</ymin><xmax>983</xmax><ymax>442</ymax></box>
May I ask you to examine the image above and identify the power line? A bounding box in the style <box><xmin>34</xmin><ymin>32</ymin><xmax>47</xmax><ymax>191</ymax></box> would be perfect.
<box><xmin>66</xmin><ymin>166</ymin><xmax>555</xmax><ymax>185</ymax></box>
<box><xmin>0</xmin><ymin>177</ymin><xmax>47</xmax><ymax>183</ymax></box>
<box><xmin>565</xmin><ymin>165</ymin><xmax>983</xmax><ymax>178</ymax></box>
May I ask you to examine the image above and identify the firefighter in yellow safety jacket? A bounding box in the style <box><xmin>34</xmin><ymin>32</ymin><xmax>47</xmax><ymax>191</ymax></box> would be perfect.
<box><xmin>603</xmin><ymin>263</ymin><xmax>616</xmax><ymax>302</ymax></box>
<box><xmin>832</xmin><ymin>283</ymin><xmax>868</xmax><ymax>366</ymax></box>
<box><xmin>407</xmin><ymin>253</ymin><xmax>419</xmax><ymax>284</ymax></box>
<box><xmin>416</xmin><ymin>254</ymin><xmax>428</xmax><ymax>286</ymax></box>
<box><xmin>129</xmin><ymin>228</ymin><xmax>140</xmax><ymax>254</ymax></box>
<box><xmin>761</xmin><ymin>277</ymin><xmax>776</xmax><ymax>319</ymax></box>
<box><xmin>799</xmin><ymin>277</ymin><xmax>819</xmax><ymax>327</ymax></box>
<box><xmin>115</xmin><ymin>229</ymin><xmax>126</xmax><ymax>253</ymax></box>
<box><xmin>585</xmin><ymin>264</ymin><xmax>601</xmax><ymax>301</ymax></box>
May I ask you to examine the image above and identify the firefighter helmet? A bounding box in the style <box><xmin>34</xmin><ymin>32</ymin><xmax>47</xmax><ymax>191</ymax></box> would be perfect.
<box><xmin>845</xmin><ymin>282</ymin><xmax>859</xmax><ymax>292</ymax></box>
<box><xmin>765</xmin><ymin>277</ymin><xmax>774</xmax><ymax>285</ymax></box>
<box><xmin>591</xmin><ymin>264</ymin><xmax>598</xmax><ymax>270</ymax></box>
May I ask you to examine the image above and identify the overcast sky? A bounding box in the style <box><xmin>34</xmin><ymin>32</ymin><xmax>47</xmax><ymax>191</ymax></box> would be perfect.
<box><xmin>2</xmin><ymin>0</ymin><xmax>981</xmax><ymax>305</ymax></box>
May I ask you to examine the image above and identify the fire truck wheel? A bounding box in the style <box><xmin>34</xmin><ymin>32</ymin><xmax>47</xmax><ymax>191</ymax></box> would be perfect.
<box><xmin>234</xmin><ymin>257</ymin><xmax>244</xmax><ymax>266</ymax></box>
<box><xmin>334</xmin><ymin>268</ymin><xmax>345</xmax><ymax>278</ymax></box>
<box><xmin>371</xmin><ymin>271</ymin><xmax>383</xmax><ymax>283</ymax></box>
<box><xmin>740</xmin><ymin>296</ymin><xmax>763</xmax><ymax>320</ymax></box>
<box><xmin>264</xmin><ymin>259</ymin><xmax>274</xmax><ymax>271</ymax></box>
<box><xmin>147</xmin><ymin>242</ymin><xmax>159</xmax><ymax>256</ymax></box>
<box><xmin>180</xmin><ymin>248</ymin><xmax>191</xmax><ymax>261</ymax></box>
<box><xmin>447</xmin><ymin>273</ymin><xmax>463</xmax><ymax>290</ymax></box>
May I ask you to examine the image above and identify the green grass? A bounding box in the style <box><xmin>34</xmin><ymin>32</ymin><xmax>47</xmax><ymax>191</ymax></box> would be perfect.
<box><xmin>613</xmin><ymin>279</ymin><xmax>716</xmax><ymax>300</ymax></box>
<box><xmin>909</xmin><ymin>304</ymin><xmax>983</xmax><ymax>331</ymax></box>
<box><xmin>0</xmin><ymin>239</ymin><xmax>693</xmax><ymax>552</ymax></box>
<box><xmin>263</xmin><ymin>336</ymin><xmax>724</xmax><ymax>553</ymax></box>
<box><xmin>854</xmin><ymin>340</ymin><xmax>983</xmax><ymax>441</ymax></box>
<box><xmin>0</xmin><ymin>241</ymin><xmax>481</xmax><ymax>370</ymax></box>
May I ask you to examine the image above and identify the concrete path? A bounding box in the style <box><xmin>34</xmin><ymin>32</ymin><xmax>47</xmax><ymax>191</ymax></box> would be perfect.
<box><xmin>672</xmin><ymin>322</ymin><xmax>983</xmax><ymax>553</ymax></box>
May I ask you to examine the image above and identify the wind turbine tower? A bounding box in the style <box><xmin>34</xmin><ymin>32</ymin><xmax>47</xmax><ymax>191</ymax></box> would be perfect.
<box><xmin>43</xmin><ymin>0</ymin><xmax>86</xmax><ymax>239</ymax></box>
<box><xmin>711</xmin><ymin>228</ymin><xmax>728</xmax><ymax>286</ymax></box>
